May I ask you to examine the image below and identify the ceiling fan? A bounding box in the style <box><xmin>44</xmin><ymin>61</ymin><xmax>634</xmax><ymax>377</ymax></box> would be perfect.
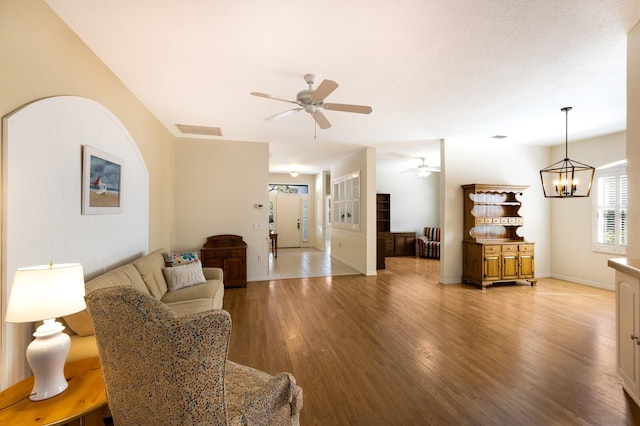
<box><xmin>251</xmin><ymin>74</ymin><xmax>372</xmax><ymax>131</ymax></box>
<box><xmin>401</xmin><ymin>158</ymin><xmax>440</xmax><ymax>177</ymax></box>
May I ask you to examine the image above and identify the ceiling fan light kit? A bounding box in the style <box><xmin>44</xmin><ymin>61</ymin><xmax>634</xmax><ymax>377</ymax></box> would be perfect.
<box><xmin>401</xmin><ymin>158</ymin><xmax>439</xmax><ymax>177</ymax></box>
<box><xmin>251</xmin><ymin>74</ymin><xmax>372</xmax><ymax>134</ymax></box>
<box><xmin>417</xmin><ymin>167</ymin><xmax>431</xmax><ymax>178</ymax></box>
<box><xmin>540</xmin><ymin>107</ymin><xmax>595</xmax><ymax>198</ymax></box>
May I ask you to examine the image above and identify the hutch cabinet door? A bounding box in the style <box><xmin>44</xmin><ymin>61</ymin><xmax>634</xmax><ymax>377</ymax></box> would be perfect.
<box><xmin>483</xmin><ymin>254</ymin><xmax>501</xmax><ymax>282</ymax></box>
<box><xmin>519</xmin><ymin>253</ymin><xmax>535</xmax><ymax>278</ymax></box>
<box><xmin>502</xmin><ymin>254</ymin><xmax>519</xmax><ymax>280</ymax></box>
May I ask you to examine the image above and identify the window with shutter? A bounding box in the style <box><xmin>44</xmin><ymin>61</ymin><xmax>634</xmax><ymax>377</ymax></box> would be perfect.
<box><xmin>593</xmin><ymin>162</ymin><xmax>626</xmax><ymax>253</ymax></box>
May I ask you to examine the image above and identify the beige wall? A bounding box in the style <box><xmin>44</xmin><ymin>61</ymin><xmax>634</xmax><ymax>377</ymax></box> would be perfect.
<box><xmin>627</xmin><ymin>21</ymin><xmax>640</xmax><ymax>259</ymax></box>
<box><xmin>0</xmin><ymin>0</ymin><xmax>175</xmax><ymax>388</ymax></box>
<box><xmin>174</xmin><ymin>138</ymin><xmax>270</xmax><ymax>281</ymax></box>
<box><xmin>0</xmin><ymin>0</ymin><xmax>175</xmax><ymax>253</ymax></box>
<box><xmin>331</xmin><ymin>147</ymin><xmax>377</xmax><ymax>275</ymax></box>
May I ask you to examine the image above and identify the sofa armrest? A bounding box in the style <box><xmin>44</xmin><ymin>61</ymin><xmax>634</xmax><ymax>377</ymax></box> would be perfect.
<box><xmin>202</xmin><ymin>267</ymin><xmax>223</xmax><ymax>282</ymax></box>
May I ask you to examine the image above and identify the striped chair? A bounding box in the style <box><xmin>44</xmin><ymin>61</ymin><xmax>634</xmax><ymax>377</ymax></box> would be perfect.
<box><xmin>418</xmin><ymin>227</ymin><xmax>441</xmax><ymax>259</ymax></box>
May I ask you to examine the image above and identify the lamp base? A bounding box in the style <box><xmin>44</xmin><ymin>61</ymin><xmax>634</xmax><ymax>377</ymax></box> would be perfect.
<box><xmin>26</xmin><ymin>319</ymin><xmax>70</xmax><ymax>401</ymax></box>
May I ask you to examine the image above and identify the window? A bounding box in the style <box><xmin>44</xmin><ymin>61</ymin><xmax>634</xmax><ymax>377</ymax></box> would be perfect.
<box><xmin>593</xmin><ymin>161</ymin><xmax>626</xmax><ymax>254</ymax></box>
<box><xmin>268</xmin><ymin>184</ymin><xmax>308</xmax><ymax>194</ymax></box>
<box><xmin>332</xmin><ymin>171</ymin><xmax>360</xmax><ymax>230</ymax></box>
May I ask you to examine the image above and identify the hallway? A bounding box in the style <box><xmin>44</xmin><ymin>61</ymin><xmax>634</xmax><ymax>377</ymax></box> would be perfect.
<box><xmin>268</xmin><ymin>247</ymin><xmax>360</xmax><ymax>280</ymax></box>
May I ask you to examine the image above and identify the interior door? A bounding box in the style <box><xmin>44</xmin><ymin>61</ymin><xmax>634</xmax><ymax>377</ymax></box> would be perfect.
<box><xmin>276</xmin><ymin>193</ymin><xmax>301</xmax><ymax>248</ymax></box>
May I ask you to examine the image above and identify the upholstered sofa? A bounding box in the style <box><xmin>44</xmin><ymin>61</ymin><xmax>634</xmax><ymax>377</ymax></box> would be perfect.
<box><xmin>417</xmin><ymin>227</ymin><xmax>441</xmax><ymax>259</ymax></box>
<box><xmin>61</xmin><ymin>249</ymin><xmax>225</xmax><ymax>362</ymax></box>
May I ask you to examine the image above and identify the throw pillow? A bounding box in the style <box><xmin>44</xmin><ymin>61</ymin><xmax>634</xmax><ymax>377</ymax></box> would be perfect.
<box><xmin>162</xmin><ymin>260</ymin><xmax>207</xmax><ymax>291</ymax></box>
<box><xmin>163</xmin><ymin>251</ymin><xmax>199</xmax><ymax>267</ymax></box>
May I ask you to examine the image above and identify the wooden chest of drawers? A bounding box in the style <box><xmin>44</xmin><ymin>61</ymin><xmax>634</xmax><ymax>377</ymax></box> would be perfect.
<box><xmin>200</xmin><ymin>234</ymin><xmax>247</xmax><ymax>288</ymax></box>
<box><xmin>378</xmin><ymin>232</ymin><xmax>416</xmax><ymax>257</ymax></box>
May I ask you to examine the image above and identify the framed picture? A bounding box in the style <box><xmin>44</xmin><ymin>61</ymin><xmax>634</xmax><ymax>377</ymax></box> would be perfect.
<box><xmin>82</xmin><ymin>145</ymin><xmax>123</xmax><ymax>214</ymax></box>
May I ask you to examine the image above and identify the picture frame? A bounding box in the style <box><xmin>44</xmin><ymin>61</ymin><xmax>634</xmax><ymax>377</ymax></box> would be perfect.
<box><xmin>82</xmin><ymin>145</ymin><xmax>123</xmax><ymax>214</ymax></box>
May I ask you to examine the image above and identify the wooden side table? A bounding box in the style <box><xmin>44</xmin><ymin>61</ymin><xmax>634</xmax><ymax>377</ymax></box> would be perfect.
<box><xmin>0</xmin><ymin>357</ymin><xmax>107</xmax><ymax>425</ymax></box>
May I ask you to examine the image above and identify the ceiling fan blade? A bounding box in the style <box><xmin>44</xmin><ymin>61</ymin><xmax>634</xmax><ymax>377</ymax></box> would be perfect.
<box><xmin>313</xmin><ymin>110</ymin><xmax>331</xmax><ymax>129</ymax></box>
<box><xmin>265</xmin><ymin>108</ymin><xmax>303</xmax><ymax>121</ymax></box>
<box><xmin>311</xmin><ymin>79</ymin><xmax>339</xmax><ymax>102</ymax></box>
<box><xmin>323</xmin><ymin>103</ymin><xmax>373</xmax><ymax>114</ymax></box>
<box><xmin>251</xmin><ymin>92</ymin><xmax>298</xmax><ymax>104</ymax></box>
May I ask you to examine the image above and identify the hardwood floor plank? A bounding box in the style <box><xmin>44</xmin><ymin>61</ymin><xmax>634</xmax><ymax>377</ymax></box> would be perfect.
<box><xmin>223</xmin><ymin>256</ymin><xmax>640</xmax><ymax>425</ymax></box>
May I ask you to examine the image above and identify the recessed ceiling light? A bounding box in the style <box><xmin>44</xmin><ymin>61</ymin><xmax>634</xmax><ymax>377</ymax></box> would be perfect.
<box><xmin>492</xmin><ymin>135</ymin><xmax>507</xmax><ymax>139</ymax></box>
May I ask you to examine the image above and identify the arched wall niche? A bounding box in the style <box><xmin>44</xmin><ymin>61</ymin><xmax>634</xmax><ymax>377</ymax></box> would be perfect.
<box><xmin>1</xmin><ymin>96</ymin><xmax>149</xmax><ymax>388</ymax></box>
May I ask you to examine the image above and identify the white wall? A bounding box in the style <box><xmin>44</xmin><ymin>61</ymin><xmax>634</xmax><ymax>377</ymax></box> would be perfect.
<box><xmin>441</xmin><ymin>139</ymin><xmax>550</xmax><ymax>284</ymax></box>
<box><xmin>627</xmin><ymin>21</ymin><xmax>640</xmax><ymax>259</ymax></box>
<box><xmin>331</xmin><ymin>147</ymin><xmax>377</xmax><ymax>275</ymax></box>
<box><xmin>376</xmin><ymin>165</ymin><xmax>440</xmax><ymax>236</ymax></box>
<box><xmin>549</xmin><ymin>132</ymin><xmax>626</xmax><ymax>289</ymax></box>
<box><xmin>173</xmin><ymin>138</ymin><xmax>271</xmax><ymax>281</ymax></box>
<box><xmin>2</xmin><ymin>96</ymin><xmax>149</xmax><ymax>388</ymax></box>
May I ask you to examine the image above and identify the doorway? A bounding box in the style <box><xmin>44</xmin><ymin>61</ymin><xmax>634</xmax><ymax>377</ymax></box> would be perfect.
<box><xmin>269</xmin><ymin>184</ymin><xmax>310</xmax><ymax>249</ymax></box>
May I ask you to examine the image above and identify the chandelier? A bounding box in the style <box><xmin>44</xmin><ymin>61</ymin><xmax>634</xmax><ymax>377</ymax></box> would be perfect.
<box><xmin>539</xmin><ymin>107</ymin><xmax>594</xmax><ymax>198</ymax></box>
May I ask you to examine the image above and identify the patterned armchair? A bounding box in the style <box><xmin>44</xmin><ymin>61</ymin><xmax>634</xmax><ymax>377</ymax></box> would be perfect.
<box><xmin>417</xmin><ymin>227</ymin><xmax>441</xmax><ymax>259</ymax></box>
<box><xmin>85</xmin><ymin>286</ymin><xmax>302</xmax><ymax>425</ymax></box>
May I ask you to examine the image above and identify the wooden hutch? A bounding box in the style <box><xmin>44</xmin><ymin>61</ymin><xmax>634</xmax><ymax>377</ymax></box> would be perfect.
<box><xmin>461</xmin><ymin>184</ymin><xmax>535</xmax><ymax>289</ymax></box>
<box><xmin>200</xmin><ymin>234</ymin><xmax>247</xmax><ymax>288</ymax></box>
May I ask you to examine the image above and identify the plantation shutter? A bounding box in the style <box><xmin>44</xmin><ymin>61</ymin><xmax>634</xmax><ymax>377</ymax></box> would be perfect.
<box><xmin>593</xmin><ymin>166</ymin><xmax>626</xmax><ymax>253</ymax></box>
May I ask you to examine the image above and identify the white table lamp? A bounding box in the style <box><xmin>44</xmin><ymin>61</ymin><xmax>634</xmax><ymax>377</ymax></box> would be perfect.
<box><xmin>5</xmin><ymin>263</ymin><xmax>86</xmax><ymax>401</ymax></box>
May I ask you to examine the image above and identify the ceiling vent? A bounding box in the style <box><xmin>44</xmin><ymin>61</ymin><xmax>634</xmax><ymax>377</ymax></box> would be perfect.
<box><xmin>175</xmin><ymin>124</ymin><xmax>223</xmax><ymax>137</ymax></box>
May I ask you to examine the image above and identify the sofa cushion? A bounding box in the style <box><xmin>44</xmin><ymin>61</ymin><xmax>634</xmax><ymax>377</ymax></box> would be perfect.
<box><xmin>63</xmin><ymin>310</ymin><xmax>94</xmax><ymax>337</ymax></box>
<box><xmin>163</xmin><ymin>251</ymin><xmax>199</xmax><ymax>267</ymax></box>
<box><xmin>132</xmin><ymin>249</ymin><xmax>168</xmax><ymax>299</ymax></box>
<box><xmin>165</xmin><ymin>298</ymin><xmax>214</xmax><ymax>317</ymax></box>
<box><xmin>63</xmin><ymin>263</ymin><xmax>149</xmax><ymax>336</ymax></box>
<box><xmin>86</xmin><ymin>263</ymin><xmax>149</xmax><ymax>295</ymax></box>
<box><xmin>66</xmin><ymin>335</ymin><xmax>100</xmax><ymax>363</ymax></box>
<box><xmin>161</xmin><ymin>281</ymin><xmax>219</xmax><ymax>304</ymax></box>
<box><xmin>162</xmin><ymin>260</ymin><xmax>207</xmax><ymax>291</ymax></box>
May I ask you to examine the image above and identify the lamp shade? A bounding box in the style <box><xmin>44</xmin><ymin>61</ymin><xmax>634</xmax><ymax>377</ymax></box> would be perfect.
<box><xmin>5</xmin><ymin>263</ymin><xmax>86</xmax><ymax>323</ymax></box>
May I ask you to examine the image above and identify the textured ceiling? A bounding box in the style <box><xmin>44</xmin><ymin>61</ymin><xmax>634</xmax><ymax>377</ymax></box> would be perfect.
<box><xmin>45</xmin><ymin>0</ymin><xmax>640</xmax><ymax>174</ymax></box>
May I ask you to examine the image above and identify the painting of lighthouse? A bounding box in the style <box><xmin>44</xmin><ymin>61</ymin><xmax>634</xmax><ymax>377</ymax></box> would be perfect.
<box><xmin>82</xmin><ymin>145</ymin><xmax>123</xmax><ymax>214</ymax></box>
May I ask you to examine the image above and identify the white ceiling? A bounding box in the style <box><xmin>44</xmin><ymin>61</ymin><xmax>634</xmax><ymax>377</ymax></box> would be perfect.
<box><xmin>45</xmin><ymin>0</ymin><xmax>640</xmax><ymax>174</ymax></box>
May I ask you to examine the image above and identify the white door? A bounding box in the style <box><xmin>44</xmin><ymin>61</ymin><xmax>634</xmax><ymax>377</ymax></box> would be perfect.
<box><xmin>276</xmin><ymin>194</ymin><xmax>301</xmax><ymax>248</ymax></box>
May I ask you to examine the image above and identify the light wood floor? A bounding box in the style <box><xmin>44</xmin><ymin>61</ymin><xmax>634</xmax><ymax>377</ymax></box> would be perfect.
<box><xmin>223</xmin><ymin>256</ymin><xmax>640</xmax><ymax>425</ymax></box>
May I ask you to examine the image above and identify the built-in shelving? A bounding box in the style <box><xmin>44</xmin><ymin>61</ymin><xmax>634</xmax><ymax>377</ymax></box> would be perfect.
<box><xmin>376</xmin><ymin>193</ymin><xmax>390</xmax><ymax>233</ymax></box>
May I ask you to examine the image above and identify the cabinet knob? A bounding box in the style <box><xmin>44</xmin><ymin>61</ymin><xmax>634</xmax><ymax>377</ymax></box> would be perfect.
<box><xmin>631</xmin><ymin>334</ymin><xmax>639</xmax><ymax>342</ymax></box>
